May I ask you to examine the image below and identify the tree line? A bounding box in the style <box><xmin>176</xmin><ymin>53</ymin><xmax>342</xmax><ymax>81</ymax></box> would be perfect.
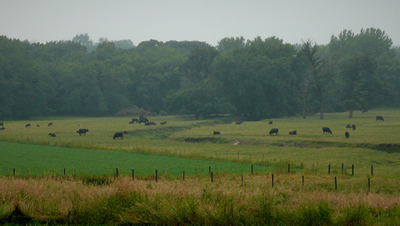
<box><xmin>0</xmin><ymin>28</ymin><xmax>399</xmax><ymax>120</ymax></box>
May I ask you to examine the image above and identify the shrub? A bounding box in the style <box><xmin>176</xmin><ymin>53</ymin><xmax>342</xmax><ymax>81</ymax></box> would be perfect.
<box><xmin>159</xmin><ymin>110</ymin><xmax>168</xmax><ymax>116</ymax></box>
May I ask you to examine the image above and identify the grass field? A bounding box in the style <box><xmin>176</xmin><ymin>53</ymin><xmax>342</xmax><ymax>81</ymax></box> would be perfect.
<box><xmin>1</xmin><ymin>109</ymin><xmax>400</xmax><ymax>224</ymax></box>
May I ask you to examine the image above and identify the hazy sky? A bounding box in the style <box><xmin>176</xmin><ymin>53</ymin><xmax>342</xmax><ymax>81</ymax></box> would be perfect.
<box><xmin>1</xmin><ymin>0</ymin><xmax>399</xmax><ymax>47</ymax></box>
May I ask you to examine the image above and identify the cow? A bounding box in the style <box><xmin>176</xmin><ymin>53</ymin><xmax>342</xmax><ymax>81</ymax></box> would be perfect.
<box><xmin>113</xmin><ymin>132</ymin><xmax>123</xmax><ymax>139</ymax></box>
<box><xmin>323</xmin><ymin>127</ymin><xmax>332</xmax><ymax>134</ymax></box>
<box><xmin>236</xmin><ymin>121</ymin><xmax>243</xmax><ymax>125</ymax></box>
<box><xmin>361</xmin><ymin>109</ymin><xmax>368</xmax><ymax>113</ymax></box>
<box><xmin>0</xmin><ymin>127</ymin><xmax>4</xmax><ymax>130</ymax></box>
<box><xmin>0</xmin><ymin>122</ymin><xmax>3</xmax><ymax>127</ymax></box>
<box><xmin>213</xmin><ymin>131</ymin><xmax>221</xmax><ymax>135</ymax></box>
<box><xmin>160</xmin><ymin>122</ymin><xmax>167</xmax><ymax>125</ymax></box>
<box><xmin>48</xmin><ymin>133</ymin><xmax>56</xmax><ymax>137</ymax></box>
<box><xmin>376</xmin><ymin>116</ymin><xmax>384</xmax><ymax>121</ymax></box>
<box><xmin>289</xmin><ymin>130</ymin><xmax>297</xmax><ymax>135</ymax></box>
<box><xmin>352</xmin><ymin>124</ymin><xmax>356</xmax><ymax>130</ymax></box>
<box><xmin>269</xmin><ymin>128</ymin><xmax>278</xmax><ymax>135</ymax></box>
<box><xmin>25</xmin><ymin>124</ymin><xmax>31</xmax><ymax>128</ymax></box>
<box><xmin>139</xmin><ymin>116</ymin><xmax>149</xmax><ymax>123</ymax></box>
<box><xmin>130</xmin><ymin>118</ymin><xmax>139</xmax><ymax>124</ymax></box>
<box><xmin>77</xmin><ymin>128</ymin><xmax>89</xmax><ymax>136</ymax></box>
<box><xmin>345</xmin><ymin>132</ymin><xmax>349</xmax><ymax>139</ymax></box>
<box><xmin>268</xmin><ymin>121</ymin><xmax>273</xmax><ymax>124</ymax></box>
<box><xmin>37</xmin><ymin>124</ymin><xmax>40</xmax><ymax>127</ymax></box>
<box><xmin>145</xmin><ymin>122</ymin><xmax>156</xmax><ymax>126</ymax></box>
<box><xmin>48</xmin><ymin>123</ymin><xmax>53</xmax><ymax>126</ymax></box>
<box><xmin>346</xmin><ymin>124</ymin><xmax>351</xmax><ymax>128</ymax></box>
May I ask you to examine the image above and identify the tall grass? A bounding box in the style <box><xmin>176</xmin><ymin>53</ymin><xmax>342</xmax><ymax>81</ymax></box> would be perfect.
<box><xmin>0</xmin><ymin>174</ymin><xmax>399</xmax><ymax>225</ymax></box>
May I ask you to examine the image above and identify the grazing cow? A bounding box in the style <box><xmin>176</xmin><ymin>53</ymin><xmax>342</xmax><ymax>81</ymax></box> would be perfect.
<box><xmin>323</xmin><ymin>127</ymin><xmax>332</xmax><ymax>134</ymax></box>
<box><xmin>213</xmin><ymin>131</ymin><xmax>221</xmax><ymax>135</ymax></box>
<box><xmin>131</xmin><ymin>118</ymin><xmax>139</xmax><ymax>123</ymax></box>
<box><xmin>376</xmin><ymin>116</ymin><xmax>384</xmax><ymax>121</ymax></box>
<box><xmin>352</xmin><ymin>124</ymin><xmax>356</xmax><ymax>130</ymax></box>
<box><xmin>289</xmin><ymin>130</ymin><xmax>297</xmax><ymax>135</ymax></box>
<box><xmin>139</xmin><ymin>116</ymin><xmax>149</xmax><ymax>123</ymax></box>
<box><xmin>113</xmin><ymin>132</ymin><xmax>123</xmax><ymax>140</ymax></box>
<box><xmin>37</xmin><ymin>124</ymin><xmax>40</xmax><ymax>127</ymax></box>
<box><xmin>160</xmin><ymin>122</ymin><xmax>167</xmax><ymax>125</ymax></box>
<box><xmin>346</xmin><ymin>124</ymin><xmax>351</xmax><ymax>128</ymax></box>
<box><xmin>77</xmin><ymin>128</ymin><xmax>89</xmax><ymax>136</ymax></box>
<box><xmin>0</xmin><ymin>127</ymin><xmax>4</xmax><ymax>130</ymax></box>
<box><xmin>48</xmin><ymin>133</ymin><xmax>56</xmax><ymax>137</ymax></box>
<box><xmin>269</xmin><ymin>128</ymin><xmax>278</xmax><ymax>135</ymax></box>
<box><xmin>268</xmin><ymin>121</ymin><xmax>273</xmax><ymax>124</ymax></box>
<box><xmin>361</xmin><ymin>109</ymin><xmax>368</xmax><ymax>113</ymax></box>
<box><xmin>345</xmin><ymin>132</ymin><xmax>349</xmax><ymax>139</ymax></box>
<box><xmin>145</xmin><ymin>122</ymin><xmax>156</xmax><ymax>126</ymax></box>
<box><xmin>0</xmin><ymin>122</ymin><xmax>3</xmax><ymax>127</ymax></box>
<box><xmin>25</xmin><ymin>124</ymin><xmax>31</xmax><ymax>128</ymax></box>
<box><xmin>235</xmin><ymin>121</ymin><xmax>243</xmax><ymax>125</ymax></box>
<box><xmin>129</xmin><ymin>121</ymin><xmax>134</xmax><ymax>124</ymax></box>
<box><xmin>48</xmin><ymin>123</ymin><xmax>53</xmax><ymax>126</ymax></box>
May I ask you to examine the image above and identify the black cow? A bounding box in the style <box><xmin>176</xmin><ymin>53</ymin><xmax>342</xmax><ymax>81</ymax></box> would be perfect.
<box><xmin>323</xmin><ymin>127</ymin><xmax>332</xmax><ymax>134</ymax></box>
<box><xmin>48</xmin><ymin>133</ymin><xmax>56</xmax><ymax>137</ymax></box>
<box><xmin>113</xmin><ymin>132</ymin><xmax>123</xmax><ymax>139</ymax></box>
<box><xmin>376</xmin><ymin>116</ymin><xmax>384</xmax><ymax>121</ymax></box>
<box><xmin>0</xmin><ymin>122</ymin><xmax>3</xmax><ymax>127</ymax></box>
<box><xmin>160</xmin><ymin>122</ymin><xmax>167</xmax><ymax>125</ymax></box>
<box><xmin>0</xmin><ymin>127</ymin><xmax>4</xmax><ymax>130</ymax></box>
<box><xmin>352</xmin><ymin>124</ymin><xmax>356</xmax><ymax>130</ymax></box>
<box><xmin>236</xmin><ymin>121</ymin><xmax>243</xmax><ymax>125</ymax></box>
<box><xmin>213</xmin><ymin>131</ymin><xmax>221</xmax><ymax>135</ymax></box>
<box><xmin>37</xmin><ymin>124</ymin><xmax>40</xmax><ymax>127</ymax></box>
<box><xmin>268</xmin><ymin>121</ymin><xmax>273</xmax><ymax>124</ymax></box>
<box><xmin>269</xmin><ymin>128</ymin><xmax>278</xmax><ymax>135</ymax></box>
<box><xmin>77</xmin><ymin>128</ymin><xmax>89</xmax><ymax>136</ymax></box>
<box><xmin>345</xmin><ymin>132</ymin><xmax>349</xmax><ymax>139</ymax></box>
<box><xmin>48</xmin><ymin>122</ymin><xmax>53</xmax><ymax>126</ymax></box>
<box><xmin>289</xmin><ymin>130</ymin><xmax>297</xmax><ymax>135</ymax></box>
<box><xmin>346</xmin><ymin>124</ymin><xmax>351</xmax><ymax>128</ymax></box>
<box><xmin>145</xmin><ymin>122</ymin><xmax>156</xmax><ymax>126</ymax></box>
<box><xmin>25</xmin><ymin>124</ymin><xmax>31</xmax><ymax>128</ymax></box>
<box><xmin>139</xmin><ymin>116</ymin><xmax>149</xmax><ymax>123</ymax></box>
<box><xmin>130</xmin><ymin>118</ymin><xmax>139</xmax><ymax>124</ymax></box>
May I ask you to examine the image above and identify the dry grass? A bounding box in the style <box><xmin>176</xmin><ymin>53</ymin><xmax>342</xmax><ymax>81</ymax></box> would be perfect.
<box><xmin>1</xmin><ymin>173</ymin><xmax>399</xmax><ymax>224</ymax></box>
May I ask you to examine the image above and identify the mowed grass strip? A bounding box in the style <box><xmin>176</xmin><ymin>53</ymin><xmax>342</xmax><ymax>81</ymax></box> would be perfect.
<box><xmin>0</xmin><ymin>141</ymin><xmax>277</xmax><ymax>176</ymax></box>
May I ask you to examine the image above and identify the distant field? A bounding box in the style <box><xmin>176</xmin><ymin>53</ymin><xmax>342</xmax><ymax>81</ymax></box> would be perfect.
<box><xmin>0</xmin><ymin>109</ymin><xmax>399</xmax><ymax>177</ymax></box>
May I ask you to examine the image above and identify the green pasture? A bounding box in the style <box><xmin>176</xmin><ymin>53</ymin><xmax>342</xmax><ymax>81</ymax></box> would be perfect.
<box><xmin>0</xmin><ymin>141</ymin><xmax>277</xmax><ymax>176</ymax></box>
<box><xmin>0</xmin><ymin>109</ymin><xmax>399</xmax><ymax>177</ymax></box>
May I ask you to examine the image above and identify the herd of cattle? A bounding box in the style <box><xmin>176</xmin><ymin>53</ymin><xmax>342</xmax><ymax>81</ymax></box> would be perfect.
<box><xmin>214</xmin><ymin>115</ymin><xmax>385</xmax><ymax>139</ymax></box>
<box><xmin>0</xmin><ymin>115</ymin><xmax>386</xmax><ymax>140</ymax></box>
<box><xmin>0</xmin><ymin>116</ymin><xmax>168</xmax><ymax>140</ymax></box>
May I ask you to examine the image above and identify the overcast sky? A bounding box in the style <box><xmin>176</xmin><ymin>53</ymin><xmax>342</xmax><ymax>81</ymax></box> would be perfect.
<box><xmin>1</xmin><ymin>0</ymin><xmax>399</xmax><ymax>47</ymax></box>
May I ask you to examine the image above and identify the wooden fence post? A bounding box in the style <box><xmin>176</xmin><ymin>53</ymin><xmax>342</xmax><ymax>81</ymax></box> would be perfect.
<box><xmin>352</xmin><ymin>165</ymin><xmax>354</xmax><ymax>176</ymax></box>
<box><xmin>241</xmin><ymin>173</ymin><xmax>243</xmax><ymax>185</ymax></box>
<box><xmin>211</xmin><ymin>172</ymin><xmax>213</xmax><ymax>183</ymax></box>
<box><xmin>183</xmin><ymin>171</ymin><xmax>185</xmax><ymax>181</ymax></box>
<box><xmin>251</xmin><ymin>165</ymin><xmax>253</xmax><ymax>175</ymax></box>
<box><xmin>335</xmin><ymin>177</ymin><xmax>337</xmax><ymax>190</ymax></box>
<box><xmin>371</xmin><ymin>165</ymin><xmax>373</xmax><ymax>176</ymax></box>
<box><xmin>116</xmin><ymin>168</ymin><xmax>119</xmax><ymax>177</ymax></box>
<box><xmin>156</xmin><ymin>170</ymin><xmax>158</xmax><ymax>182</ymax></box>
<box><xmin>64</xmin><ymin>168</ymin><xmax>66</xmax><ymax>176</ymax></box>
<box><xmin>272</xmin><ymin>174</ymin><xmax>274</xmax><ymax>187</ymax></box>
<box><xmin>132</xmin><ymin>169</ymin><xmax>135</xmax><ymax>180</ymax></box>
<box><xmin>13</xmin><ymin>168</ymin><xmax>15</xmax><ymax>176</ymax></box>
<box><xmin>368</xmin><ymin>178</ymin><xmax>371</xmax><ymax>192</ymax></box>
<box><xmin>328</xmin><ymin>164</ymin><xmax>330</xmax><ymax>174</ymax></box>
<box><xmin>302</xmin><ymin>175</ymin><xmax>304</xmax><ymax>187</ymax></box>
